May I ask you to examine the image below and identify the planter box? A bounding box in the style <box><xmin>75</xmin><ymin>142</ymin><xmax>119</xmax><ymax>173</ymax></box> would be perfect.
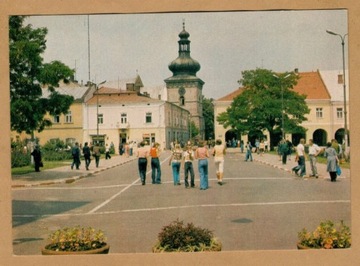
<box><xmin>41</xmin><ymin>244</ymin><xmax>110</xmax><ymax>255</ymax></box>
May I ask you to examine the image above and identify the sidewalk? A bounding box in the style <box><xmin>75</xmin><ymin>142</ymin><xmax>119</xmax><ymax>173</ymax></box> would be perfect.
<box><xmin>11</xmin><ymin>155</ymin><xmax>137</xmax><ymax>188</ymax></box>
<box><xmin>226</xmin><ymin>148</ymin><xmax>350</xmax><ymax>181</ymax></box>
<box><xmin>12</xmin><ymin>149</ymin><xmax>350</xmax><ymax>188</ymax></box>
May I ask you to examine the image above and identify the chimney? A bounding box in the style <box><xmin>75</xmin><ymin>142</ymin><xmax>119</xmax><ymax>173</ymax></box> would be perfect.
<box><xmin>338</xmin><ymin>74</ymin><xmax>343</xmax><ymax>84</ymax></box>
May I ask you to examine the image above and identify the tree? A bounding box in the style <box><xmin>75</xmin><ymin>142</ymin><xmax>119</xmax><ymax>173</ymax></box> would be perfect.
<box><xmin>189</xmin><ymin>120</ymin><xmax>199</xmax><ymax>139</ymax></box>
<box><xmin>217</xmin><ymin>68</ymin><xmax>310</xmax><ymax>149</ymax></box>
<box><xmin>202</xmin><ymin>96</ymin><xmax>214</xmax><ymax>140</ymax></box>
<box><xmin>9</xmin><ymin>16</ymin><xmax>74</xmax><ymax>139</ymax></box>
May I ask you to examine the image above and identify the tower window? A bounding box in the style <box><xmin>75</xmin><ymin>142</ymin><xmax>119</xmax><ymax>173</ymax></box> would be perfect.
<box><xmin>180</xmin><ymin>96</ymin><xmax>185</xmax><ymax>106</ymax></box>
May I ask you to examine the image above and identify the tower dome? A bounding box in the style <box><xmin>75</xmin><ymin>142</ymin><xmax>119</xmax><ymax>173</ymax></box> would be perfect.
<box><xmin>168</xmin><ymin>22</ymin><xmax>201</xmax><ymax>76</ymax></box>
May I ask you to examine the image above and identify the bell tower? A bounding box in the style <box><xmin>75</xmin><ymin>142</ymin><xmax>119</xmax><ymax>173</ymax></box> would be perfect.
<box><xmin>165</xmin><ymin>22</ymin><xmax>205</xmax><ymax>139</ymax></box>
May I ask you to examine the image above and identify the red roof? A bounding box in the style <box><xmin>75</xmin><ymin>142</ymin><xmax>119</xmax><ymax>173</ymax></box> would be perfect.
<box><xmin>217</xmin><ymin>71</ymin><xmax>331</xmax><ymax>101</ymax></box>
<box><xmin>87</xmin><ymin>87</ymin><xmax>161</xmax><ymax>105</ymax></box>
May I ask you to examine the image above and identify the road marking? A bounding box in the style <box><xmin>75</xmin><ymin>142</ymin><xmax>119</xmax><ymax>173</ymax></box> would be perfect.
<box><xmin>13</xmin><ymin>200</ymin><xmax>350</xmax><ymax>218</ymax></box>
<box><xmin>86</xmin><ymin>154</ymin><xmax>172</xmax><ymax>214</ymax></box>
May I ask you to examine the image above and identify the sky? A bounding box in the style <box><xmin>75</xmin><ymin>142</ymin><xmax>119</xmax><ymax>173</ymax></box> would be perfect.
<box><xmin>25</xmin><ymin>10</ymin><xmax>348</xmax><ymax>99</ymax></box>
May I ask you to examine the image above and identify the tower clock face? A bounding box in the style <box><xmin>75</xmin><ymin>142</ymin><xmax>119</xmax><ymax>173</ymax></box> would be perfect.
<box><xmin>178</xmin><ymin>87</ymin><xmax>185</xmax><ymax>96</ymax></box>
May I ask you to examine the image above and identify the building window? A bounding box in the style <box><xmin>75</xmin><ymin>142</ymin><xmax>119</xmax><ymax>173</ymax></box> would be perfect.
<box><xmin>98</xmin><ymin>114</ymin><xmax>103</xmax><ymax>124</ymax></box>
<box><xmin>65</xmin><ymin>111</ymin><xmax>72</xmax><ymax>123</ymax></box>
<box><xmin>121</xmin><ymin>113</ymin><xmax>127</xmax><ymax>124</ymax></box>
<box><xmin>53</xmin><ymin>115</ymin><xmax>60</xmax><ymax>123</ymax></box>
<box><xmin>180</xmin><ymin>96</ymin><xmax>185</xmax><ymax>106</ymax></box>
<box><xmin>146</xmin><ymin>112</ymin><xmax>152</xmax><ymax>123</ymax></box>
<box><xmin>316</xmin><ymin>108</ymin><xmax>323</xmax><ymax>118</ymax></box>
<box><xmin>337</xmin><ymin>108</ymin><xmax>343</xmax><ymax>119</ymax></box>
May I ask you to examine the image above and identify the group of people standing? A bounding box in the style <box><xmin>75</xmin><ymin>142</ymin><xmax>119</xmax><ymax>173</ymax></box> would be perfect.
<box><xmin>292</xmin><ymin>138</ymin><xmax>342</xmax><ymax>182</ymax></box>
<box><xmin>136</xmin><ymin>139</ymin><xmax>226</xmax><ymax>190</ymax></box>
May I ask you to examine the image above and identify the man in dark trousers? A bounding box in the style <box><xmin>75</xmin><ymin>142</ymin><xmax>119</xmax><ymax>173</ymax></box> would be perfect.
<box><xmin>82</xmin><ymin>142</ymin><xmax>91</xmax><ymax>170</ymax></box>
<box><xmin>31</xmin><ymin>145</ymin><xmax>42</xmax><ymax>172</ymax></box>
<box><xmin>71</xmin><ymin>142</ymin><xmax>81</xmax><ymax>170</ymax></box>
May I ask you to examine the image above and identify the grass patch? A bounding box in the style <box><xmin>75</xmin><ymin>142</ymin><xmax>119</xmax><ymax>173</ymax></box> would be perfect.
<box><xmin>12</xmin><ymin>160</ymin><xmax>71</xmax><ymax>175</ymax></box>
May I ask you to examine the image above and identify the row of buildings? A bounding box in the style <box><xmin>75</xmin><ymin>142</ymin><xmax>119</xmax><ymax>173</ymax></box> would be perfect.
<box><xmin>11</xmin><ymin>23</ymin><xmax>349</xmax><ymax>152</ymax></box>
<box><xmin>214</xmin><ymin>69</ymin><xmax>349</xmax><ymax>147</ymax></box>
<box><xmin>12</xmin><ymin>23</ymin><xmax>205</xmax><ymax>152</ymax></box>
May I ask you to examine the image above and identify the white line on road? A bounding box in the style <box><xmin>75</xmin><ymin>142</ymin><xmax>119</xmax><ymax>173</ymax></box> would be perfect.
<box><xmin>86</xmin><ymin>154</ymin><xmax>172</xmax><ymax>214</ymax></box>
<box><xmin>13</xmin><ymin>199</ymin><xmax>350</xmax><ymax>218</ymax></box>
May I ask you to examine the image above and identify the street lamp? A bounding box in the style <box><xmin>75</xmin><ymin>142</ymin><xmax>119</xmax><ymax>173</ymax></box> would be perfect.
<box><xmin>96</xmin><ymin>80</ymin><xmax>106</xmax><ymax>142</ymax></box>
<box><xmin>326</xmin><ymin>30</ymin><xmax>349</xmax><ymax>149</ymax></box>
<box><xmin>273</xmin><ymin>73</ymin><xmax>291</xmax><ymax>139</ymax></box>
<box><xmin>188</xmin><ymin>114</ymin><xmax>192</xmax><ymax>142</ymax></box>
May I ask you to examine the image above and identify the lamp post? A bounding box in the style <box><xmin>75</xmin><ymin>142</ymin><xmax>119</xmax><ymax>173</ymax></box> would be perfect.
<box><xmin>273</xmin><ymin>73</ymin><xmax>291</xmax><ymax>140</ymax></box>
<box><xmin>96</xmin><ymin>80</ymin><xmax>106</xmax><ymax>142</ymax></box>
<box><xmin>188</xmin><ymin>114</ymin><xmax>192</xmax><ymax>142</ymax></box>
<box><xmin>326</xmin><ymin>30</ymin><xmax>348</xmax><ymax>149</ymax></box>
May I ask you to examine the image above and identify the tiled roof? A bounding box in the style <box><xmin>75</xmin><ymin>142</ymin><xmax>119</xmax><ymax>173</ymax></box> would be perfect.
<box><xmin>87</xmin><ymin>90</ymin><xmax>163</xmax><ymax>105</ymax></box>
<box><xmin>293</xmin><ymin>71</ymin><xmax>331</xmax><ymax>100</ymax></box>
<box><xmin>41</xmin><ymin>82</ymin><xmax>90</xmax><ymax>101</ymax></box>
<box><xmin>216</xmin><ymin>87</ymin><xmax>245</xmax><ymax>101</ymax></box>
<box><xmin>216</xmin><ymin>71</ymin><xmax>331</xmax><ymax>101</ymax></box>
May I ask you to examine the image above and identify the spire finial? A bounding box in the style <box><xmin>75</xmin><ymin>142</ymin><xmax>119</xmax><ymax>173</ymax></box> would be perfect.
<box><xmin>182</xmin><ymin>19</ymin><xmax>185</xmax><ymax>30</ymax></box>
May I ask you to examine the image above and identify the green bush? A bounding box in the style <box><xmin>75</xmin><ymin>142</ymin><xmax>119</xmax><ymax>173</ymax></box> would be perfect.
<box><xmin>153</xmin><ymin>219</ymin><xmax>222</xmax><ymax>252</ymax></box>
<box><xmin>42</xmin><ymin>150</ymin><xmax>72</xmax><ymax>161</ymax></box>
<box><xmin>11</xmin><ymin>139</ymin><xmax>31</xmax><ymax>167</ymax></box>
<box><xmin>11</xmin><ymin>150</ymin><xmax>31</xmax><ymax>168</ymax></box>
<box><xmin>42</xmin><ymin>138</ymin><xmax>72</xmax><ymax>161</ymax></box>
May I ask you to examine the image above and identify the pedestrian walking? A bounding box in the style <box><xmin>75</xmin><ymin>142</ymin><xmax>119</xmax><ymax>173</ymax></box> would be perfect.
<box><xmin>255</xmin><ymin>139</ymin><xmax>260</xmax><ymax>154</ymax></box>
<box><xmin>183</xmin><ymin>144</ymin><xmax>195</xmax><ymax>188</ymax></box>
<box><xmin>244</xmin><ymin>141</ymin><xmax>253</xmax><ymax>162</ymax></box>
<box><xmin>31</xmin><ymin>144</ymin><xmax>42</xmax><ymax>172</ymax></box>
<box><xmin>137</xmin><ymin>141</ymin><xmax>149</xmax><ymax>185</ymax></box>
<box><xmin>259</xmin><ymin>140</ymin><xmax>265</xmax><ymax>156</ymax></box>
<box><xmin>82</xmin><ymin>142</ymin><xmax>91</xmax><ymax>170</ymax></box>
<box><xmin>124</xmin><ymin>142</ymin><xmax>130</xmax><ymax>157</ymax></box>
<box><xmin>195</xmin><ymin>141</ymin><xmax>210</xmax><ymax>190</ymax></box>
<box><xmin>240</xmin><ymin>140</ymin><xmax>244</xmax><ymax>153</ymax></box>
<box><xmin>324</xmin><ymin>142</ymin><xmax>339</xmax><ymax>182</ymax></box>
<box><xmin>169</xmin><ymin>143</ymin><xmax>183</xmax><ymax>186</ymax></box>
<box><xmin>213</xmin><ymin>139</ymin><xmax>226</xmax><ymax>185</ymax></box>
<box><xmin>129</xmin><ymin>141</ymin><xmax>134</xmax><ymax>156</ymax></box>
<box><xmin>286</xmin><ymin>139</ymin><xmax>293</xmax><ymax>160</ymax></box>
<box><xmin>150</xmin><ymin>142</ymin><xmax>162</xmax><ymax>184</ymax></box>
<box><xmin>105</xmin><ymin>144</ymin><xmax>111</xmax><ymax>160</ymax></box>
<box><xmin>308</xmin><ymin>139</ymin><xmax>322</xmax><ymax>178</ymax></box>
<box><xmin>93</xmin><ymin>143</ymin><xmax>101</xmax><ymax>168</ymax></box>
<box><xmin>278</xmin><ymin>139</ymin><xmax>289</xmax><ymax>164</ymax></box>
<box><xmin>71</xmin><ymin>142</ymin><xmax>81</xmax><ymax>170</ymax></box>
<box><xmin>292</xmin><ymin>138</ymin><xmax>306</xmax><ymax>177</ymax></box>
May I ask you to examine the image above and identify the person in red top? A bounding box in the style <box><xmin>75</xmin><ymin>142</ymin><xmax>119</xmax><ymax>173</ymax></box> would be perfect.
<box><xmin>150</xmin><ymin>142</ymin><xmax>161</xmax><ymax>184</ymax></box>
<box><xmin>195</xmin><ymin>141</ymin><xmax>210</xmax><ymax>190</ymax></box>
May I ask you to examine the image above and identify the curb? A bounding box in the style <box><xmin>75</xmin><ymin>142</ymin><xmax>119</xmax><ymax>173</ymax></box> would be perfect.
<box><xmin>11</xmin><ymin>157</ymin><xmax>137</xmax><ymax>188</ymax></box>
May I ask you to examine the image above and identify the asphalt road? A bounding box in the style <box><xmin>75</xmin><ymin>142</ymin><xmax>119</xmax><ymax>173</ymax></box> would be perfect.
<box><xmin>12</xmin><ymin>150</ymin><xmax>350</xmax><ymax>255</ymax></box>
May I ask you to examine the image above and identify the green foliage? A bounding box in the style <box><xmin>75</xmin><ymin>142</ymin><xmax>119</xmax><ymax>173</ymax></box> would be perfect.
<box><xmin>45</xmin><ymin>226</ymin><xmax>107</xmax><ymax>252</ymax></box>
<box><xmin>298</xmin><ymin>220</ymin><xmax>351</xmax><ymax>249</ymax></box>
<box><xmin>42</xmin><ymin>138</ymin><xmax>72</xmax><ymax>161</ymax></box>
<box><xmin>217</xmin><ymin>68</ymin><xmax>310</xmax><ymax>148</ymax></box>
<box><xmin>190</xmin><ymin>121</ymin><xmax>199</xmax><ymax>139</ymax></box>
<box><xmin>202</xmin><ymin>96</ymin><xmax>215</xmax><ymax>140</ymax></box>
<box><xmin>9</xmin><ymin>16</ymin><xmax>74</xmax><ymax>136</ymax></box>
<box><xmin>11</xmin><ymin>139</ymin><xmax>31</xmax><ymax>167</ymax></box>
<box><xmin>152</xmin><ymin>219</ymin><xmax>222</xmax><ymax>252</ymax></box>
